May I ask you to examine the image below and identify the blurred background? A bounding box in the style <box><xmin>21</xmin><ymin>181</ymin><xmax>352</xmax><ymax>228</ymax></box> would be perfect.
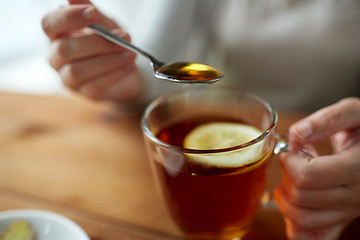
<box><xmin>0</xmin><ymin>0</ymin><xmax>65</xmax><ymax>95</ymax></box>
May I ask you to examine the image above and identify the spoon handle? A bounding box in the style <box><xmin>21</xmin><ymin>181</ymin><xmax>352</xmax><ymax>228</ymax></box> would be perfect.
<box><xmin>90</xmin><ymin>24</ymin><xmax>161</xmax><ymax>68</ymax></box>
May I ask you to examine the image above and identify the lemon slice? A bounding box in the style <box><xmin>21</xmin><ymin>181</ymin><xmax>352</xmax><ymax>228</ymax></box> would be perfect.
<box><xmin>183</xmin><ymin>122</ymin><xmax>263</xmax><ymax>168</ymax></box>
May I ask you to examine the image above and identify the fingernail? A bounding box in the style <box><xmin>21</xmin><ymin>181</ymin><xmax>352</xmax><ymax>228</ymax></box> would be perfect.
<box><xmin>294</xmin><ymin>120</ymin><xmax>313</xmax><ymax>140</ymax></box>
<box><xmin>83</xmin><ymin>6</ymin><xmax>96</xmax><ymax>19</ymax></box>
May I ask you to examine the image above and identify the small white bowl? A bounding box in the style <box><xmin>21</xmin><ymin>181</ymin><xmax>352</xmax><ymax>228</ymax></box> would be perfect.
<box><xmin>0</xmin><ymin>209</ymin><xmax>90</xmax><ymax>240</ymax></box>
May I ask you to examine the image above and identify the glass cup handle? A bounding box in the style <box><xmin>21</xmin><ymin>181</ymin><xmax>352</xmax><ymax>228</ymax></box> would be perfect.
<box><xmin>261</xmin><ymin>133</ymin><xmax>314</xmax><ymax>210</ymax></box>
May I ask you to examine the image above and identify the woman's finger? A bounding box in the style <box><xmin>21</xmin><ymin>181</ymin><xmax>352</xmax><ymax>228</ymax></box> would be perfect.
<box><xmin>281</xmin><ymin>172</ymin><xmax>350</xmax><ymax>210</ymax></box>
<box><xmin>290</xmin><ymin>98</ymin><xmax>360</xmax><ymax>143</ymax></box>
<box><xmin>49</xmin><ymin>29</ymin><xmax>133</xmax><ymax>70</ymax></box>
<box><xmin>279</xmin><ymin>152</ymin><xmax>355</xmax><ymax>190</ymax></box>
<box><xmin>68</xmin><ymin>0</ymin><xmax>120</xmax><ymax>29</ymax></box>
<box><xmin>58</xmin><ymin>52</ymin><xmax>136</xmax><ymax>89</ymax></box>
<box><xmin>274</xmin><ymin>186</ymin><xmax>346</xmax><ymax>230</ymax></box>
<box><xmin>42</xmin><ymin>3</ymin><xmax>119</xmax><ymax>40</ymax></box>
<box><xmin>42</xmin><ymin>5</ymin><xmax>100</xmax><ymax>40</ymax></box>
<box><xmin>78</xmin><ymin>63</ymin><xmax>140</xmax><ymax>101</ymax></box>
<box><xmin>283</xmin><ymin>217</ymin><xmax>346</xmax><ymax>240</ymax></box>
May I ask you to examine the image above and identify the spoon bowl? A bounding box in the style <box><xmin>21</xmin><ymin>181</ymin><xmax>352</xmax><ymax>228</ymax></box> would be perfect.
<box><xmin>90</xmin><ymin>24</ymin><xmax>223</xmax><ymax>84</ymax></box>
<box><xmin>154</xmin><ymin>62</ymin><xmax>223</xmax><ymax>83</ymax></box>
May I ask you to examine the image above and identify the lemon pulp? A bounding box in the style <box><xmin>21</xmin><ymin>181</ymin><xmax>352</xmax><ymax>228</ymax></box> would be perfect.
<box><xmin>183</xmin><ymin>122</ymin><xmax>263</xmax><ymax>168</ymax></box>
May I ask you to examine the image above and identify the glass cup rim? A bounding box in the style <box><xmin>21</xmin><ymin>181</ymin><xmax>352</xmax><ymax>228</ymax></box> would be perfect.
<box><xmin>141</xmin><ymin>86</ymin><xmax>278</xmax><ymax>154</ymax></box>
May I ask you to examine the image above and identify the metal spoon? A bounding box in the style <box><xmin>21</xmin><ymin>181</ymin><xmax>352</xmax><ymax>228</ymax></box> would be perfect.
<box><xmin>90</xmin><ymin>24</ymin><xmax>223</xmax><ymax>84</ymax></box>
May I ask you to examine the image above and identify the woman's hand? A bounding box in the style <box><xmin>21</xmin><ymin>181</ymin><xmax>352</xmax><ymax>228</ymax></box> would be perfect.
<box><xmin>275</xmin><ymin>97</ymin><xmax>360</xmax><ymax>240</ymax></box>
<box><xmin>41</xmin><ymin>0</ymin><xmax>141</xmax><ymax>102</ymax></box>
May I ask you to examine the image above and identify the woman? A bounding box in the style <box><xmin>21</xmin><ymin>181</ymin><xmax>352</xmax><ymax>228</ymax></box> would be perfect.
<box><xmin>42</xmin><ymin>0</ymin><xmax>360</xmax><ymax>239</ymax></box>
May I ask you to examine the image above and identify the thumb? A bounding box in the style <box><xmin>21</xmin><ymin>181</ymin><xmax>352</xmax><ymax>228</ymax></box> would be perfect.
<box><xmin>290</xmin><ymin>98</ymin><xmax>360</xmax><ymax>143</ymax></box>
<box><xmin>68</xmin><ymin>0</ymin><xmax>119</xmax><ymax>29</ymax></box>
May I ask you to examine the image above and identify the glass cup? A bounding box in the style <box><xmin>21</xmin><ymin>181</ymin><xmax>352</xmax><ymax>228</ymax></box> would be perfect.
<box><xmin>141</xmin><ymin>86</ymin><xmax>285</xmax><ymax>240</ymax></box>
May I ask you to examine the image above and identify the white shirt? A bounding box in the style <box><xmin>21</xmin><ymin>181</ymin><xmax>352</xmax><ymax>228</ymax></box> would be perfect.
<box><xmin>95</xmin><ymin>0</ymin><xmax>360</xmax><ymax>112</ymax></box>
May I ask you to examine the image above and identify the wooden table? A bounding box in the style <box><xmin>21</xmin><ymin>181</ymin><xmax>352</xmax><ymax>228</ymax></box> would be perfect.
<box><xmin>0</xmin><ymin>91</ymin><xmax>359</xmax><ymax>239</ymax></box>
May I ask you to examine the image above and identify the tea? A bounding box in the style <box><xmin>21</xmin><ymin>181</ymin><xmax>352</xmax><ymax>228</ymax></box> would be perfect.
<box><xmin>154</xmin><ymin>117</ymin><xmax>271</xmax><ymax>239</ymax></box>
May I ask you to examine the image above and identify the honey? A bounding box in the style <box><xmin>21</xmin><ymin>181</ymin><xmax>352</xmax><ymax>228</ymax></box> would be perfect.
<box><xmin>155</xmin><ymin>62</ymin><xmax>223</xmax><ymax>83</ymax></box>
